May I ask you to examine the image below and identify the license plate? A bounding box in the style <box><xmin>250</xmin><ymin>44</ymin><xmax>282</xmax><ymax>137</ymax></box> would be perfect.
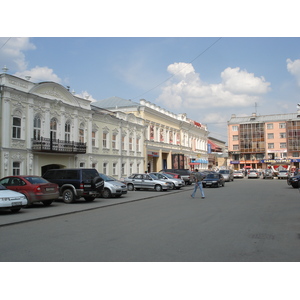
<box><xmin>12</xmin><ymin>201</ymin><xmax>22</xmax><ymax>206</ymax></box>
<box><xmin>206</xmin><ymin>182</ymin><xmax>212</xmax><ymax>185</ymax></box>
<box><xmin>46</xmin><ymin>187</ymin><xmax>54</xmax><ymax>191</ymax></box>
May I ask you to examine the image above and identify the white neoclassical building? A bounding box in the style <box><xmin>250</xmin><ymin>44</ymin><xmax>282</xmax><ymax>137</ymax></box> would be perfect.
<box><xmin>93</xmin><ymin>97</ymin><xmax>209</xmax><ymax>172</ymax></box>
<box><xmin>0</xmin><ymin>72</ymin><xmax>145</xmax><ymax>178</ymax></box>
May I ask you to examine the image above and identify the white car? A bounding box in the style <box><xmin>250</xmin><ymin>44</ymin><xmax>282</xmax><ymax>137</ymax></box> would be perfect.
<box><xmin>248</xmin><ymin>170</ymin><xmax>260</xmax><ymax>179</ymax></box>
<box><xmin>233</xmin><ymin>170</ymin><xmax>244</xmax><ymax>178</ymax></box>
<box><xmin>277</xmin><ymin>170</ymin><xmax>289</xmax><ymax>179</ymax></box>
<box><xmin>150</xmin><ymin>172</ymin><xmax>185</xmax><ymax>189</ymax></box>
<box><xmin>0</xmin><ymin>184</ymin><xmax>28</xmax><ymax>213</ymax></box>
<box><xmin>98</xmin><ymin>173</ymin><xmax>128</xmax><ymax>198</ymax></box>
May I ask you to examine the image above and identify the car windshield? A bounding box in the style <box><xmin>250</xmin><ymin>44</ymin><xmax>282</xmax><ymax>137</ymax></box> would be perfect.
<box><xmin>99</xmin><ymin>173</ymin><xmax>114</xmax><ymax>181</ymax></box>
<box><xmin>24</xmin><ymin>176</ymin><xmax>49</xmax><ymax>184</ymax></box>
<box><xmin>162</xmin><ymin>173</ymin><xmax>173</xmax><ymax>179</ymax></box>
<box><xmin>207</xmin><ymin>174</ymin><xmax>219</xmax><ymax>179</ymax></box>
<box><xmin>0</xmin><ymin>184</ymin><xmax>7</xmax><ymax>190</ymax></box>
<box><xmin>219</xmin><ymin>170</ymin><xmax>229</xmax><ymax>174</ymax></box>
<box><xmin>149</xmin><ymin>174</ymin><xmax>159</xmax><ymax>180</ymax></box>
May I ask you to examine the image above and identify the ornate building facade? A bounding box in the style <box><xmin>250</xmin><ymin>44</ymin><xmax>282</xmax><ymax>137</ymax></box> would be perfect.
<box><xmin>93</xmin><ymin>97</ymin><xmax>209</xmax><ymax>172</ymax></box>
<box><xmin>0</xmin><ymin>73</ymin><xmax>145</xmax><ymax>178</ymax></box>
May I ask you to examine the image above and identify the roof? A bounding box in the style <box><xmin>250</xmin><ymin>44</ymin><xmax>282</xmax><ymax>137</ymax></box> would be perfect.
<box><xmin>92</xmin><ymin>97</ymin><xmax>139</xmax><ymax>109</ymax></box>
<box><xmin>228</xmin><ymin>113</ymin><xmax>300</xmax><ymax>124</ymax></box>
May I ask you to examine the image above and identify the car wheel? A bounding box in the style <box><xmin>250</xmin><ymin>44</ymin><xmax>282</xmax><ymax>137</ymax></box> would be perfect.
<box><xmin>84</xmin><ymin>196</ymin><xmax>96</xmax><ymax>202</ymax></box>
<box><xmin>127</xmin><ymin>183</ymin><xmax>134</xmax><ymax>191</ymax></box>
<box><xmin>42</xmin><ymin>200</ymin><xmax>53</xmax><ymax>206</ymax></box>
<box><xmin>292</xmin><ymin>183</ymin><xmax>299</xmax><ymax>189</ymax></box>
<box><xmin>171</xmin><ymin>183</ymin><xmax>176</xmax><ymax>190</ymax></box>
<box><xmin>62</xmin><ymin>189</ymin><xmax>75</xmax><ymax>203</ymax></box>
<box><xmin>155</xmin><ymin>184</ymin><xmax>163</xmax><ymax>192</ymax></box>
<box><xmin>10</xmin><ymin>208</ymin><xmax>21</xmax><ymax>213</ymax></box>
<box><xmin>102</xmin><ymin>188</ymin><xmax>112</xmax><ymax>198</ymax></box>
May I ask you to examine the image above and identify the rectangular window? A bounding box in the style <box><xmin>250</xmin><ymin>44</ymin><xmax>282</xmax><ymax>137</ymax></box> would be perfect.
<box><xmin>279</xmin><ymin>123</ymin><xmax>286</xmax><ymax>129</ymax></box>
<box><xmin>13</xmin><ymin>117</ymin><xmax>21</xmax><ymax>139</ymax></box>
<box><xmin>103</xmin><ymin>163</ymin><xmax>107</xmax><ymax>174</ymax></box>
<box><xmin>79</xmin><ymin>129</ymin><xmax>84</xmax><ymax>143</ymax></box>
<box><xmin>292</xmin><ymin>152</ymin><xmax>299</xmax><ymax>157</ymax></box>
<box><xmin>233</xmin><ymin>135</ymin><xmax>239</xmax><ymax>141</ymax></box>
<box><xmin>130</xmin><ymin>163</ymin><xmax>133</xmax><ymax>175</ymax></box>
<box><xmin>92</xmin><ymin>131</ymin><xmax>96</xmax><ymax>147</ymax></box>
<box><xmin>103</xmin><ymin>132</ymin><xmax>107</xmax><ymax>148</ymax></box>
<box><xmin>267</xmin><ymin>133</ymin><xmax>274</xmax><ymax>139</ymax></box>
<box><xmin>79</xmin><ymin>162</ymin><xmax>85</xmax><ymax>168</ymax></box>
<box><xmin>129</xmin><ymin>137</ymin><xmax>133</xmax><ymax>151</ymax></box>
<box><xmin>113</xmin><ymin>163</ymin><xmax>117</xmax><ymax>175</ymax></box>
<box><xmin>122</xmin><ymin>136</ymin><xmax>125</xmax><ymax>150</ymax></box>
<box><xmin>232</xmin><ymin>125</ymin><xmax>238</xmax><ymax>131</ymax></box>
<box><xmin>121</xmin><ymin>163</ymin><xmax>125</xmax><ymax>175</ymax></box>
<box><xmin>279</xmin><ymin>132</ymin><xmax>286</xmax><ymax>138</ymax></box>
<box><xmin>112</xmin><ymin>134</ymin><xmax>117</xmax><ymax>149</ymax></box>
<box><xmin>267</xmin><ymin>123</ymin><xmax>273</xmax><ymax>129</ymax></box>
<box><xmin>280</xmin><ymin>142</ymin><xmax>286</xmax><ymax>148</ymax></box>
<box><xmin>268</xmin><ymin>143</ymin><xmax>274</xmax><ymax>149</ymax></box>
<box><xmin>13</xmin><ymin>162</ymin><xmax>20</xmax><ymax>175</ymax></box>
<box><xmin>233</xmin><ymin>145</ymin><xmax>239</xmax><ymax>150</ymax></box>
<box><xmin>136</xmin><ymin>138</ymin><xmax>140</xmax><ymax>152</ymax></box>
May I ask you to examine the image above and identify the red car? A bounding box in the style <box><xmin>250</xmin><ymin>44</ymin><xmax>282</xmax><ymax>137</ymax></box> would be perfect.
<box><xmin>161</xmin><ymin>172</ymin><xmax>181</xmax><ymax>179</ymax></box>
<box><xmin>0</xmin><ymin>175</ymin><xmax>59</xmax><ymax>206</ymax></box>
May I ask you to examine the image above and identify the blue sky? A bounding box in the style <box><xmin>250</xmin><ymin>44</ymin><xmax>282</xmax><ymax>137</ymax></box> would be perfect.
<box><xmin>1</xmin><ymin>2</ymin><xmax>300</xmax><ymax>143</ymax></box>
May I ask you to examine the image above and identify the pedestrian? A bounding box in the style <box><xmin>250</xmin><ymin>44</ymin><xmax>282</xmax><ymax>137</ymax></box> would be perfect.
<box><xmin>191</xmin><ymin>169</ymin><xmax>205</xmax><ymax>199</ymax></box>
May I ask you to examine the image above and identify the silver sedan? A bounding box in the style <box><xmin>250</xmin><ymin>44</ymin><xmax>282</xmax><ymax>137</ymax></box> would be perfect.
<box><xmin>150</xmin><ymin>172</ymin><xmax>185</xmax><ymax>189</ymax></box>
<box><xmin>124</xmin><ymin>173</ymin><xmax>173</xmax><ymax>192</ymax></box>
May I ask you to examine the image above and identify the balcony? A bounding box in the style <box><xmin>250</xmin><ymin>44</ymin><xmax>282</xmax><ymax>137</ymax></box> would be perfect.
<box><xmin>32</xmin><ymin>137</ymin><xmax>86</xmax><ymax>154</ymax></box>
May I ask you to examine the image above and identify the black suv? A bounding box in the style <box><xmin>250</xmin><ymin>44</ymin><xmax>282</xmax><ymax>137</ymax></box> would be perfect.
<box><xmin>43</xmin><ymin>168</ymin><xmax>104</xmax><ymax>203</ymax></box>
<box><xmin>160</xmin><ymin>169</ymin><xmax>192</xmax><ymax>185</ymax></box>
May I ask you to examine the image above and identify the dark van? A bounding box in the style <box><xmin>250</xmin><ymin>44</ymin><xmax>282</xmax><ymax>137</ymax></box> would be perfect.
<box><xmin>43</xmin><ymin>168</ymin><xmax>104</xmax><ymax>203</ymax></box>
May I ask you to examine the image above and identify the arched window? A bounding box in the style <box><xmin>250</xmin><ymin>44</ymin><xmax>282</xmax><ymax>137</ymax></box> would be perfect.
<box><xmin>33</xmin><ymin>115</ymin><xmax>41</xmax><ymax>140</ymax></box>
<box><xmin>65</xmin><ymin>121</ymin><xmax>71</xmax><ymax>142</ymax></box>
<box><xmin>50</xmin><ymin>118</ymin><xmax>57</xmax><ymax>140</ymax></box>
<box><xmin>79</xmin><ymin>123</ymin><xmax>84</xmax><ymax>143</ymax></box>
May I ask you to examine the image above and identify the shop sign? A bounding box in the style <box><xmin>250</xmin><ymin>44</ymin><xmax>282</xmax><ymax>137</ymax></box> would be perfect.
<box><xmin>230</xmin><ymin>161</ymin><xmax>240</xmax><ymax>164</ymax></box>
<box><xmin>261</xmin><ymin>159</ymin><xmax>291</xmax><ymax>164</ymax></box>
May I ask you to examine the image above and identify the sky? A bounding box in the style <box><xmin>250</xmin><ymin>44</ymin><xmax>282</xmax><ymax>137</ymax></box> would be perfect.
<box><xmin>2</xmin><ymin>36</ymin><xmax>300</xmax><ymax>142</ymax></box>
<box><xmin>1</xmin><ymin>1</ymin><xmax>299</xmax><ymax>296</ymax></box>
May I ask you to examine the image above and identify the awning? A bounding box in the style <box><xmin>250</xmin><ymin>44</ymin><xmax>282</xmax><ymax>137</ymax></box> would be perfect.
<box><xmin>208</xmin><ymin>139</ymin><xmax>222</xmax><ymax>151</ymax></box>
<box><xmin>189</xmin><ymin>162</ymin><xmax>201</xmax><ymax>165</ymax></box>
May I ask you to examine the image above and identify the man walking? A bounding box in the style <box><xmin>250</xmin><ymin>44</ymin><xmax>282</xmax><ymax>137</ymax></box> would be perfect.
<box><xmin>191</xmin><ymin>169</ymin><xmax>205</xmax><ymax>199</ymax></box>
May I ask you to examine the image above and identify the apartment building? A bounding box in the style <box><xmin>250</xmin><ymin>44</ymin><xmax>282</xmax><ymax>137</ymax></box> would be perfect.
<box><xmin>228</xmin><ymin>111</ymin><xmax>300</xmax><ymax>171</ymax></box>
<box><xmin>93</xmin><ymin>97</ymin><xmax>209</xmax><ymax>172</ymax></box>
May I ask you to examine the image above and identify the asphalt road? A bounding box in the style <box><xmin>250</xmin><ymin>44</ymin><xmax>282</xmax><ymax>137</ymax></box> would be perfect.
<box><xmin>1</xmin><ymin>178</ymin><xmax>300</xmax><ymax>262</ymax></box>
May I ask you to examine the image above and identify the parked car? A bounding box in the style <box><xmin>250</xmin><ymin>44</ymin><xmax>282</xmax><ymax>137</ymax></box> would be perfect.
<box><xmin>202</xmin><ymin>173</ymin><xmax>225</xmax><ymax>188</ymax></box>
<box><xmin>124</xmin><ymin>173</ymin><xmax>173</xmax><ymax>191</ymax></box>
<box><xmin>150</xmin><ymin>172</ymin><xmax>185</xmax><ymax>189</ymax></box>
<box><xmin>98</xmin><ymin>173</ymin><xmax>127</xmax><ymax>198</ymax></box>
<box><xmin>218</xmin><ymin>169</ymin><xmax>234</xmax><ymax>182</ymax></box>
<box><xmin>160</xmin><ymin>171</ymin><xmax>181</xmax><ymax>179</ymax></box>
<box><xmin>0</xmin><ymin>175</ymin><xmax>59</xmax><ymax>206</ymax></box>
<box><xmin>262</xmin><ymin>169</ymin><xmax>274</xmax><ymax>179</ymax></box>
<box><xmin>287</xmin><ymin>174</ymin><xmax>300</xmax><ymax>188</ymax></box>
<box><xmin>43</xmin><ymin>168</ymin><xmax>104</xmax><ymax>203</ymax></box>
<box><xmin>0</xmin><ymin>184</ymin><xmax>28</xmax><ymax>213</ymax></box>
<box><xmin>233</xmin><ymin>170</ymin><xmax>244</xmax><ymax>179</ymax></box>
<box><xmin>160</xmin><ymin>169</ymin><xmax>192</xmax><ymax>185</ymax></box>
<box><xmin>277</xmin><ymin>170</ymin><xmax>289</xmax><ymax>179</ymax></box>
<box><xmin>248</xmin><ymin>169</ymin><xmax>260</xmax><ymax>179</ymax></box>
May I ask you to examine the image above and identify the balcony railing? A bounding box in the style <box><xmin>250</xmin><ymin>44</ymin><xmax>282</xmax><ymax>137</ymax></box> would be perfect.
<box><xmin>32</xmin><ymin>137</ymin><xmax>86</xmax><ymax>154</ymax></box>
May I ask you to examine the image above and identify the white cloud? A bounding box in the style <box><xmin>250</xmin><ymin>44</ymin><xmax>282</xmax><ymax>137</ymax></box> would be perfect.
<box><xmin>221</xmin><ymin>67</ymin><xmax>271</xmax><ymax>94</ymax></box>
<box><xmin>75</xmin><ymin>91</ymin><xmax>97</xmax><ymax>102</ymax></box>
<box><xmin>156</xmin><ymin>62</ymin><xmax>271</xmax><ymax>111</ymax></box>
<box><xmin>14</xmin><ymin>66</ymin><xmax>62</xmax><ymax>84</ymax></box>
<box><xmin>287</xmin><ymin>58</ymin><xmax>300</xmax><ymax>86</ymax></box>
<box><xmin>0</xmin><ymin>37</ymin><xmax>36</xmax><ymax>71</ymax></box>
